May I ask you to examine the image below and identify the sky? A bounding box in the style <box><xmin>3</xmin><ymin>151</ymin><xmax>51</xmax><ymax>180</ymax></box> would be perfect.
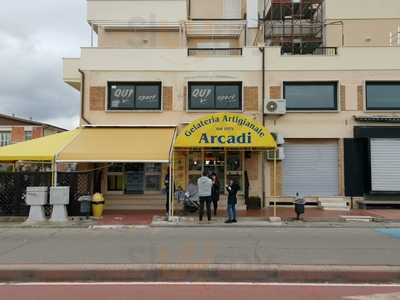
<box><xmin>0</xmin><ymin>0</ymin><xmax>92</xmax><ymax>130</ymax></box>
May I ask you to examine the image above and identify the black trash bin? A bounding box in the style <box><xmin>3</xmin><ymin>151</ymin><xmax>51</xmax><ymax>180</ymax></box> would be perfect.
<box><xmin>78</xmin><ymin>195</ymin><xmax>92</xmax><ymax>219</ymax></box>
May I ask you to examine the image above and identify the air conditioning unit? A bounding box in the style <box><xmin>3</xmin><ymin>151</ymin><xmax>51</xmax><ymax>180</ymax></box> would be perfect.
<box><xmin>266</xmin><ymin>147</ymin><xmax>285</xmax><ymax>161</ymax></box>
<box><xmin>264</xmin><ymin>99</ymin><xmax>286</xmax><ymax>115</ymax></box>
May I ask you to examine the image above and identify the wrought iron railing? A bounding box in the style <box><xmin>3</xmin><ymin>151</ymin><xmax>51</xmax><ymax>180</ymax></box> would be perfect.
<box><xmin>188</xmin><ymin>48</ymin><xmax>243</xmax><ymax>56</ymax></box>
<box><xmin>281</xmin><ymin>47</ymin><xmax>338</xmax><ymax>56</ymax></box>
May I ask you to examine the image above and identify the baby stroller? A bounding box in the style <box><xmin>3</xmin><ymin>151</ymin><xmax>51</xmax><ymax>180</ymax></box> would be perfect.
<box><xmin>183</xmin><ymin>183</ymin><xmax>200</xmax><ymax>214</ymax></box>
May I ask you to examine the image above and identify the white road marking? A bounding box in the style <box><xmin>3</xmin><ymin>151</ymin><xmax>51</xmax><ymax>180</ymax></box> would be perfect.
<box><xmin>1</xmin><ymin>282</ymin><xmax>400</xmax><ymax>287</ymax></box>
<box><xmin>346</xmin><ymin>292</ymin><xmax>400</xmax><ymax>300</ymax></box>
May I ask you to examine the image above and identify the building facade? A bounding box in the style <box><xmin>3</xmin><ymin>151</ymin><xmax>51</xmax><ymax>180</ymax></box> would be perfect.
<box><xmin>63</xmin><ymin>0</ymin><xmax>400</xmax><ymax>210</ymax></box>
<box><xmin>0</xmin><ymin>113</ymin><xmax>66</xmax><ymax>171</ymax></box>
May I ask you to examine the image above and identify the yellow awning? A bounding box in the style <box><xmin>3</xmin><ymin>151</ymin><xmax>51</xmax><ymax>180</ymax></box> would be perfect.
<box><xmin>175</xmin><ymin>113</ymin><xmax>277</xmax><ymax>149</ymax></box>
<box><xmin>56</xmin><ymin>127</ymin><xmax>176</xmax><ymax>162</ymax></box>
<box><xmin>0</xmin><ymin>129</ymin><xmax>81</xmax><ymax>161</ymax></box>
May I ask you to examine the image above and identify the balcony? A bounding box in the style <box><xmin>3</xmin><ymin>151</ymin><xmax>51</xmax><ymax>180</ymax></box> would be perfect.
<box><xmin>185</xmin><ymin>20</ymin><xmax>245</xmax><ymax>37</ymax></box>
<box><xmin>188</xmin><ymin>48</ymin><xmax>243</xmax><ymax>56</ymax></box>
<box><xmin>78</xmin><ymin>47</ymin><xmax>261</xmax><ymax>72</ymax></box>
<box><xmin>266</xmin><ymin>46</ymin><xmax>400</xmax><ymax>71</ymax></box>
<box><xmin>281</xmin><ymin>47</ymin><xmax>338</xmax><ymax>56</ymax></box>
<box><xmin>62</xmin><ymin>58</ymin><xmax>81</xmax><ymax>90</ymax></box>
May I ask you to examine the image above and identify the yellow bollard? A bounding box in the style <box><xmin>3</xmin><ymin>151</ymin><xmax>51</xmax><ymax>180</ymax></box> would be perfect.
<box><xmin>92</xmin><ymin>193</ymin><xmax>105</xmax><ymax>218</ymax></box>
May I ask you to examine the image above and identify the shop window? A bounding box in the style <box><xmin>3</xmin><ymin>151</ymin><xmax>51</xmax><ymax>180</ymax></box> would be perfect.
<box><xmin>144</xmin><ymin>163</ymin><xmax>162</xmax><ymax>192</ymax></box>
<box><xmin>24</xmin><ymin>131</ymin><xmax>32</xmax><ymax>141</ymax></box>
<box><xmin>227</xmin><ymin>151</ymin><xmax>242</xmax><ymax>171</ymax></box>
<box><xmin>188</xmin><ymin>151</ymin><xmax>202</xmax><ymax>171</ymax></box>
<box><xmin>226</xmin><ymin>151</ymin><xmax>243</xmax><ymax>191</ymax></box>
<box><xmin>283</xmin><ymin>82</ymin><xmax>338</xmax><ymax>111</ymax></box>
<box><xmin>108</xmin><ymin>82</ymin><xmax>161</xmax><ymax>110</ymax></box>
<box><xmin>107</xmin><ymin>175</ymin><xmax>124</xmax><ymax>191</ymax></box>
<box><xmin>0</xmin><ymin>131</ymin><xmax>11</xmax><ymax>147</ymax></box>
<box><xmin>366</xmin><ymin>81</ymin><xmax>400</xmax><ymax>110</ymax></box>
<box><xmin>188</xmin><ymin>82</ymin><xmax>242</xmax><ymax>110</ymax></box>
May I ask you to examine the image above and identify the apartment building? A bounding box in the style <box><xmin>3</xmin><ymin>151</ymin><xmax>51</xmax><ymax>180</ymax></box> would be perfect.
<box><xmin>0</xmin><ymin>113</ymin><xmax>65</xmax><ymax>171</ymax></box>
<box><xmin>62</xmin><ymin>0</ymin><xmax>400</xmax><ymax>210</ymax></box>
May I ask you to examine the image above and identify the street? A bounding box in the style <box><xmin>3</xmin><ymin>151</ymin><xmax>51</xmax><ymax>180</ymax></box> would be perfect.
<box><xmin>0</xmin><ymin>227</ymin><xmax>399</xmax><ymax>265</ymax></box>
<box><xmin>1</xmin><ymin>283</ymin><xmax>400</xmax><ymax>300</ymax></box>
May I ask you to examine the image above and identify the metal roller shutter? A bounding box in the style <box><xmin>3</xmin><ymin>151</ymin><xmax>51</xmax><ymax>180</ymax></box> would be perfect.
<box><xmin>370</xmin><ymin>138</ymin><xmax>400</xmax><ymax>192</ymax></box>
<box><xmin>283</xmin><ymin>143</ymin><xmax>339</xmax><ymax>197</ymax></box>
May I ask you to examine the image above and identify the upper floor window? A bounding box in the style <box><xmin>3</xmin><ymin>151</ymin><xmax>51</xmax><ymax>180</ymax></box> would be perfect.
<box><xmin>188</xmin><ymin>82</ymin><xmax>242</xmax><ymax>110</ymax></box>
<box><xmin>366</xmin><ymin>81</ymin><xmax>400</xmax><ymax>110</ymax></box>
<box><xmin>24</xmin><ymin>131</ymin><xmax>32</xmax><ymax>141</ymax></box>
<box><xmin>108</xmin><ymin>82</ymin><xmax>162</xmax><ymax>111</ymax></box>
<box><xmin>0</xmin><ymin>131</ymin><xmax>11</xmax><ymax>147</ymax></box>
<box><xmin>283</xmin><ymin>82</ymin><xmax>338</xmax><ymax>111</ymax></box>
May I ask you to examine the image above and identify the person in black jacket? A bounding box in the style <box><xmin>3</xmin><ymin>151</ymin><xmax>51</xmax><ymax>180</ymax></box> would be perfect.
<box><xmin>225</xmin><ymin>179</ymin><xmax>240</xmax><ymax>223</ymax></box>
<box><xmin>211</xmin><ymin>173</ymin><xmax>220</xmax><ymax>216</ymax></box>
<box><xmin>164</xmin><ymin>171</ymin><xmax>170</xmax><ymax>215</ymax></box>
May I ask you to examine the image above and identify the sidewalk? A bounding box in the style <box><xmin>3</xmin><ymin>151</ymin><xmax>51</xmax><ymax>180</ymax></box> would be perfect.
<box><xmin>96</xmin><ymin>207</ymin><xmax>400</xmax><ymax>227</ymax></box>
<box><xmin>2</xmin><ymin>207</ymin><xmax>400</xmax><ymax>228</ymax></box>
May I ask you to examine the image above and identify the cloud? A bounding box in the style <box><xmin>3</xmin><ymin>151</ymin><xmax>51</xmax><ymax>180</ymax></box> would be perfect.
<box><xmin>0</xmin><ymin>0</ymin><xmax>91</xmax><ymax>130</ymax></box>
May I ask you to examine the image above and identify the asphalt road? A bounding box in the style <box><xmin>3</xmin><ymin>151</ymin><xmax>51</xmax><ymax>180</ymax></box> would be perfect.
<box><xmin>0</xmin><ymin>227</ymin><xmax>399</xmax><ymax>265</ymax></box>
<box><xmin>1</xmin><ymin>283</ymin><xmax>400</xmax><ymax>300</ymax></box>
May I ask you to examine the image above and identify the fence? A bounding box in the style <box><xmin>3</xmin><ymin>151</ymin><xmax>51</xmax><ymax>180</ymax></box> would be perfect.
<box><xmin>0</xmin><ymin>172</ymin><xmax>94</xmax><ymax>217</ymax></box>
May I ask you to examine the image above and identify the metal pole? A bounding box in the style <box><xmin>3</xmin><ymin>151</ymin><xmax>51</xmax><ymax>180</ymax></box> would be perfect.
<box><xmin>273</xmin><ymin>148</ymin><xmax>277</xmax><ymax>217</ymax></box>
<box><xmin>52</xmin><ymin>159</ymin><xmax>58</xmax><ymax>187</ymax></box>
<box><xmin>171</xmin><ymin>150</ymin><xmax>175</xmax><ymax>218</ymax></box>
<box><xmin>168</xmin><ymin>152</ymin><xmax>173</xmax><ymax>220</ymax></box>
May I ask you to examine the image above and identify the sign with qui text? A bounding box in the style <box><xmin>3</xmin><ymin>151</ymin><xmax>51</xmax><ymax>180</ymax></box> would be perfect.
<box><xmin>174</xmin><ymin>113</ymin><xmax>277</xmax><ymax>149</ymax></box>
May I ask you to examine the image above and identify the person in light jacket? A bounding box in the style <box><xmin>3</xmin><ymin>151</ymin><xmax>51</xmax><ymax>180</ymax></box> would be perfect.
<box><xmin>294</xmin><ymin>192</ymin><xmax>306</xmax><ymax>220</ymax></box>
<box><xmin>225</xmin><ymin>179</ymin><xmax>240</xmax><ymax>223</ymax></box>
<box><xmin>197</xmin><ymin>171</ymin><xmax>213</xmax><ymax>222</ymax></box>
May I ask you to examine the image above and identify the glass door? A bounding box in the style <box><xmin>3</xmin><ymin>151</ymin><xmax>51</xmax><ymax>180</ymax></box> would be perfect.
<box><xmin>226</xmin><ymin>151</ymin><xmax>243</xmax><ymax>192</ymax></box>
<box><xmin>204</xmin><ymin>150</ymin><xmax>225</xmax><ymax>192</ymax></box>
<box><xmin>125</xmin><ymin>163</ymin><xmax>145</xmax><ymax>194</ymax></box>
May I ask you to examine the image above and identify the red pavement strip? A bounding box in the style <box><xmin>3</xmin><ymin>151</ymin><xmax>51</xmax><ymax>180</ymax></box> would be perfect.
<box><xmin>1</xmin><ymin>264</ymin><xmax>400</xmax><ymax>284</ymax></box>
<box><xmin>1</xmin><ymin>283</ymin><xmax>400</xmax><ymax>300</ymax></box>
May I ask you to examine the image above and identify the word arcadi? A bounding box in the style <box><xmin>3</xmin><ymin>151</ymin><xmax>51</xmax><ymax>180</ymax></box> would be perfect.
<box><xmin>185</xmin><ymin>114</ymin><xmax>265</xmax><ymax>145</ymax></box>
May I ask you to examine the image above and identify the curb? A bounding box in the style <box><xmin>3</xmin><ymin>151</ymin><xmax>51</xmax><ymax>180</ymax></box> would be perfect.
<box><xmin>150</xmin><ymin>222</ymin><xmax>400</xmax><ymax>229</ymax></box>
<box><xmin>1</xmin><ymin>264</ymin><xmax>400</xmax><ymax>283</ymax></box>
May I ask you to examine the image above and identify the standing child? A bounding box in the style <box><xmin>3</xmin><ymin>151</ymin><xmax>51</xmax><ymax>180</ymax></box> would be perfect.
<box><xmin>225</xmin><ymin>179</ymin><xmax>240</xmax><ymax>223</ymax></box>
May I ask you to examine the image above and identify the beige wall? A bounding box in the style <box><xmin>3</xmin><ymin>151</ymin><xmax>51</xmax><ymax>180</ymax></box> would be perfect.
<box><xmin>324</xmin><ymin>0</ymin><xmax>400</xmax><ymax>47</ymax></box>
<box><xmin>190</xmin><ymin>0</ymin><xmax>245</xmax><ymax>19</ymax></box>
<box><xmin>98</xmin><ymin>29</ymin><xmax>182</xmax><ymax>48</ymax></box>
<box><xmin>82</xmin><ymin>70</ymin><xmax>263</xmax><ymax>126</ymax></box>
<box><xmin>325</xmin><ymin>0</ymin><xmax>400</xmax><ymax>20</ymax></box>
<box><xmin>326</xmin><ymin>19</ymin><xmax>400</xmax><ymax>47</ymax></box>
<box><xmin>87</xmin><ymin>0</ymin><xmax>187</xmax><ymax>23</ymax></box>
<box><xmin>266</xmin><ymin>69</ymin><xmax>400</xmax><ymax>139</ymax></box>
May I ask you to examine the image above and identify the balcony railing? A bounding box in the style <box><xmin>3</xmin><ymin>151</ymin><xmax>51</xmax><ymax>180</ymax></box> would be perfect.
<box><xmin>281</xmin><ymin>47</ymin><xmax>338</xmax><ymax>56</ymax></box>
<box><xmin>188</xmin><ymin>48</ymin><xmax>243</xmax><ymax>56</ymax></box>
